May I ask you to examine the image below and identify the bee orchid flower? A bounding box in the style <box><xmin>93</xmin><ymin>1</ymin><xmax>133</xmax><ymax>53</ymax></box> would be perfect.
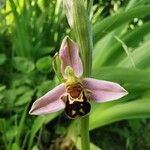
<box><xmin>29</xmin><ymin>37</ymin><xmax>128</xmax><ymax>119</ymax></box>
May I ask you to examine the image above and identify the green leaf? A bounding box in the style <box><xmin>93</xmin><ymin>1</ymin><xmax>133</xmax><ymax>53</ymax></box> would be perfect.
<box><xmin>12</xmin><ymin>143</ymin><xmax>20</xmax><ymax>150</ymax></box>
<box><xmin>13</xmin><ymin>57</ymin><xmax>35</xmax><ymax>73</ymax></box>
<box><xmin>15</xmin><ymin>90</ymin><xmax>34</xmax><ymax>106</ymax></box>
<box><xmin>36</xmin><ymin>80</ymin><xmax>55</xmax><ymax>98</ymax></box>
<box><xmin>92</xmin><ymin>67</ymin><xmax>150</xmax><ymax>87</ymax></box>
<box><xmin>89</xmin><ymin>98</ymin><xmax>150</xmax><ymax>130</ymax></box>
<box><xmin>0</xmin><ymin>85</ymin><xmax>6</xmax><ymax>92</ymax></box>
<box><xmin>15</xmin><ymin>106</ymin><xmax>28</xmax><ymax>146</ymax></box>
<box><xmin>0</xmin><ymin>119</ymin><xmax>7</xmax><ymax>148</ymax></box>
<box><xmin>118</xmin><ymin>41</ymin><xmax>150</xmax><ymax>69</ymax></box>
<box><xmin>93</xmin><ymin>6</ymin><xmax>150</xmax><ymax>42</ymax></box>
<box><xmin>93</xmin><ymin>31</ymin><xmax>118</xmax><ymax>69</ymax></box>
<box><xmin>0</xmin><ymin>54</ymin><xmax>7</xmax><ymax>65</ymax></box>
<box><xmin>0</xmin><ymin>119</ymin><xmax>6</xmax><ymax>133</ymax></box>
<box><xmin>31</xmin><ymin>145</ymin><xmax>39</xmax><ymax>150</ymax></box>
<box><xmin>39</xmin><ymin>46</ymin><xmax>54</xmax><ymax>56</ymax></box>
<box><xmin>89</xmin><ymin>67</ymin><xmax>150</xmax><ymax>130</ymax></box>
<box><xmin>0</xmin><ymin>85</ymin><xmax>6</xmax><ymax>101</ymax></box>
<box><xmin>36</xmin><ymin>56</ymin><xmax>52</xmax><ymax>72</ymax></box>
<box><xmin>93</xmin><ymin>23</ymin><xmax>150</xmax><ymax>68</ymax></box>
<box><xmin>4</xmin><ymin>89</ymin><xmax>17</xmax><ymax>103</ymax></box>
<box><xmin>28</xmin><ymin>116</ymin><xmax>45</xmax><ymax>150</ymax></box>
<box><xmin>28</xmin><ymin>113</ymin><xmax>60</xmax><ymax>150</ymax></box>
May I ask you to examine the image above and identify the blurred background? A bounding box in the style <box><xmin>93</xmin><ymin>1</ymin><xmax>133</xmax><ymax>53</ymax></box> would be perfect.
<box><xmin>0</xmin><ymin>0</ymin><xmax>150</xmax><ymax>149</ymax></box>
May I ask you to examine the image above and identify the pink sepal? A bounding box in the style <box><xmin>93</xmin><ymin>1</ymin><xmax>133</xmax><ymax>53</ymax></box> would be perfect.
<box><xmin>83</xmin><ymin>78</ymin><xmax>128</xmax><ymax>102</ymax></box>
<box><xmin>29</xmin><ymin>84</ymin><xmax>66</xmax><ymax>115</ymax></box>
<box><xmin>59</xmin><ymin>36</ymin><xmax>83</xmax><ymax>78</ymax></box>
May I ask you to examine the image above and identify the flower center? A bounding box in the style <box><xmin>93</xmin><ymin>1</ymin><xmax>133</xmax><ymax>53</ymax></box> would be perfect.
<box><xmin>67</xmin><ymin>84</ymin><xmax>82</xmax><ymax>98</ymax></box>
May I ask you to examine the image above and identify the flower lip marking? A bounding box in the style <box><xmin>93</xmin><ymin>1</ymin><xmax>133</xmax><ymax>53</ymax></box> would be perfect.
<box><xmin>62</xmin><ymin>82</ymin><xmax>91</xmax><ymax>119</ymax></box>
<box><xmin>64</xmin><ymin>90</ymin><xmax>91</xmax><ymax>119</ymax></box>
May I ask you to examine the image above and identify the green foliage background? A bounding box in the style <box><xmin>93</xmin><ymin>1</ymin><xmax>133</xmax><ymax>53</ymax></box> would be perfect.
<box><xmin>0</xmin><ymin>0</ymin><xmax>150</xmax><ymax>149</ymax></box>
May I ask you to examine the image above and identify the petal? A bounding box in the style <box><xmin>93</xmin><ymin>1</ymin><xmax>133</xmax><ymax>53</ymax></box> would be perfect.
<box><xmin>83</xmin><ymin>78</ymin><xmax>128</xmax><ymax>102</ymax></box>
<box><xmin>63</xmin><ymin>0</ymin><xmax>73</xmax><ymax>27</ymax></box>
<box><xmin>29</xmin><ymin>84</ymin><xmax>66</xmax><ymax>115</ymax></box>
<box><xmin>59</xmin><ymin>36</ymin><xmax>83</xmax><ymax>78</ymax></box>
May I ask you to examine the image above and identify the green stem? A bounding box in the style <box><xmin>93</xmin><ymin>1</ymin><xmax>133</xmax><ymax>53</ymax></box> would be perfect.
<box><xmin>64</xmin><ymin>1</ymin><xmax>93</xmax><ymax>149</ymax></box>
<box><xmin>80</xmin><ymin>115</ymin><xmax>90</xmax><ymax>150</ymax></box>
<box><xmin>73</xmin><ymin>2</ymin><xmax>92</xmax><ymax>150</ymax></box>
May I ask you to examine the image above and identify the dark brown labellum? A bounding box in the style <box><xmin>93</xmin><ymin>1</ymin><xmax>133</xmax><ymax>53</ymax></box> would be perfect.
<box><xmin>64</xmin><ymin>92</ymin><xmax>91</xmax><ymax>119</ymax></box>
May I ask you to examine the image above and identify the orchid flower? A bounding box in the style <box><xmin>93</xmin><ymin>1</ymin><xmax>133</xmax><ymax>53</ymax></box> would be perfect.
<box><xmin>29</xmin><ymin>37</ymin><xmax>128</xmax><ymax>119</ymax></box>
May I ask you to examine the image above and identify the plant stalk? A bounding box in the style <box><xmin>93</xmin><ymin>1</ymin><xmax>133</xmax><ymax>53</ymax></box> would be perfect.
<box><xmin>80</xmin><ymin>115</ymin><xmax>90</xmax><ymax>150</ymax></box>
<box><xmin>64</xmin><ymin>1</ymin><xmax>93</xmax><ymax>149</ymax></box>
